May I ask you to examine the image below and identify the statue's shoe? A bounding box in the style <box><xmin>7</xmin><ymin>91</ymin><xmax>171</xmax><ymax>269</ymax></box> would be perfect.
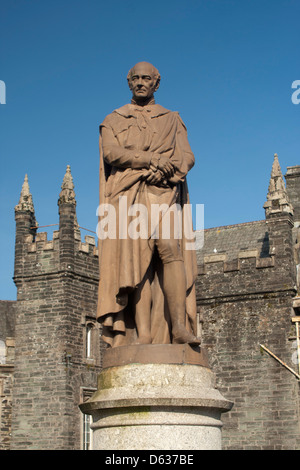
<box><xmin>172</xmin><ymin>327</ymin><xmax>201</xmax><ymax>346</ymax></box>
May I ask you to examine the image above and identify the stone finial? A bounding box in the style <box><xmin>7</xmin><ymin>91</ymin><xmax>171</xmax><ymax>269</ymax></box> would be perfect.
<box><xmin>263</xmin><ymin>154</ymin><xmax>294</xmax><ymax>217</ymax></box>
<box><xmin>15</xmin><ymin>174</ymin><xmax>35</xmax><ymax>213</ymax></box>
<box><xmin>58</xmin><ymin>165</ymin><xmax>76</xmax><ymax>205</ymax></box>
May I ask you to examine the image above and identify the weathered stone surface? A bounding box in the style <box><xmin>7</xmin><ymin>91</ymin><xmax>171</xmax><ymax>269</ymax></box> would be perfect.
<box><xmin>102</xmin><ymin>343</ymin><xmax>209</xmax><ymax>369</ymax></box>
<box><xmin>81</xmin><ymin>347</ymin><xmax>232</xmax><ymax>450</ymax></box>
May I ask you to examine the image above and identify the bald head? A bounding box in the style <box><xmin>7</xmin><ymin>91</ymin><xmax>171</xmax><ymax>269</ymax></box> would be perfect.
<box><xmin>127</xmin><ymin>62</ymin><xmax>161</xmax><ymax>104</ymax></box>
<box><xmin>127</xmin><ymin>62</ymin><xmax>161</xmax><ymax>83</ymax></box>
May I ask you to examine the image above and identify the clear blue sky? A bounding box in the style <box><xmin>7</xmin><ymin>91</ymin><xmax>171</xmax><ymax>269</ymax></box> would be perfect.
<box><xmin>0</xmin><ymin>0</ymin><xmax>299</xmax><ymax>300</ymax></box>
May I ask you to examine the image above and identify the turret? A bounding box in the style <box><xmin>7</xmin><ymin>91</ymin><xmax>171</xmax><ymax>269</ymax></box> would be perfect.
<box><xmin>14</xmin><ymin>174</ymin><xmax>37</xmax><ymax>280</ymax></box>
<box><xmin>263</xmin><ymin>154</ymin><xmax>295</xmax><ymax>285</ymax></box>
<box><xmin>58</xmin><ymin>165</ymin><xmax>78</xmax><ymax>272</ymax></box>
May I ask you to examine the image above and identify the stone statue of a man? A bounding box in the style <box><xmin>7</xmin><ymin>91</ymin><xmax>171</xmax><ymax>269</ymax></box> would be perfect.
<box><xmin>97</xmin><ymin>62</ymin><xmax>200</xmax><ymax>348</ymax></box>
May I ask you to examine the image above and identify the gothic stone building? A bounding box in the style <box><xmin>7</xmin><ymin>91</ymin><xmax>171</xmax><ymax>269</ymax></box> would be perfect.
<box><xmin>1</xmin><ymin>155</ymin><xmax>300</xmax><ymax>450</ymax></box>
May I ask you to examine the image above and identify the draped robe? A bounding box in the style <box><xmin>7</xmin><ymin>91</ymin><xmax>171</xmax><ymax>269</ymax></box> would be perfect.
<box><xmin>97</xmin><ymin>102</ymin><xmax>198</xmax><ymax>347</ymax></box>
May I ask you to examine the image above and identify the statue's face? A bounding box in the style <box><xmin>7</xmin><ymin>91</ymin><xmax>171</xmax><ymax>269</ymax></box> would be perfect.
<box><xmin>128</xmin><ymin>62</ymin><xmax>159</xmax><ymax>102</ymax></box>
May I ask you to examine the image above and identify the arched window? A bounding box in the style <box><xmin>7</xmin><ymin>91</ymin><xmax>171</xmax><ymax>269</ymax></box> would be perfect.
<box><xmin>84</xmin><ymin>318</ymin><xmax>100</xmax><ymax>364</ymax></box>
<box><xmin>86</xmin><ymin>323</ymin><xmax>93</xmax><ymax>359</ymax></box>
<box><xmin>0</xmin><ymin>340</ymin><xmax>6</xmax><ymax>365</ymax></box>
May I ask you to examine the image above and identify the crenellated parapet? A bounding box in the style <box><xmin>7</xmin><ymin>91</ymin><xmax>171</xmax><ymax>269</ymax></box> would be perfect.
<box><xmin>78</xmin><ymin>234</ymin><xmax>99</xmax><ymax>257</ymax></box>
<box><xmin>198</xmin><ymin>249</ymin><xmax>275</xmax><ymax>276</ymax></box>
<box><xmin>24</xmin><ymin>231</ymin><xmax>58</xmax><ymax>253</ymax></box>
<box><xmin>18</xmin><ymin>228</ymin><xmax>99</xmax><ymax>284</ymax></box>
<box><xmin>23</xmin><ymin>231</ymin><xmax>99</xmax><ymax>257</ymax></box>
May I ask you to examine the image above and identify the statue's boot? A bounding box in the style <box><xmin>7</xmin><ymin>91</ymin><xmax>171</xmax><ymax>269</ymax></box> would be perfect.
<box><xmin>164</xmin><ymin>260</ymin><xmax>201</xmax><ymax>346</ymax></box>
<box><xmin>172</xmin><ymin>324</ymin><xmax>201</xmax><ymax>346</ymax></box>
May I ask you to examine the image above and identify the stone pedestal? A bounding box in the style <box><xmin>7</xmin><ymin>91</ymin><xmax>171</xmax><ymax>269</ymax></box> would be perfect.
<box><xmin>80</xmin><ymin>344</ymin><xmax>233</xmax><ymax>450</ymax></box>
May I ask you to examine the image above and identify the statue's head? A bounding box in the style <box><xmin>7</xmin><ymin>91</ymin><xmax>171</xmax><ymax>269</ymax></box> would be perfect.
<box><xmin>127</xmin><ymin>62</ymin><xmax>160</xmax><ymax>103</ymax></box>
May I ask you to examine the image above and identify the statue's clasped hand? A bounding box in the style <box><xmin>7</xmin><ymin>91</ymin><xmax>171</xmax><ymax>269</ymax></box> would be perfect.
<box><xmin>145</xmin><ymin>169</ymin><xmax>164</xmax><ymax>185</ymax></box>
<box><xmin>157</xmin><ymin>155</ymin><xmax>175</xmax><ymax>179</ymax></box>
<box><xmin>150</xmin><ymin>153</ymin><xmax>175</xmax><ymax>179</ymax></box>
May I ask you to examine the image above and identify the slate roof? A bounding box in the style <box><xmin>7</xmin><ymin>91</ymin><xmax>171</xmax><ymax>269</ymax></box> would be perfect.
<box><xmin>195</xmin><ymin>220</ymin><xmax>269</xmax><ymax>263</ymax></box>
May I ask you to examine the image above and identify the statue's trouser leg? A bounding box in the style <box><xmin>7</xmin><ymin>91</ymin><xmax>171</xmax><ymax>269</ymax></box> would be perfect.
<box><xmin>133</xmin><ymin>275</ymin><xmax>152</xmax><ymax>344</ymax></box>
<box><xmin>156</xmin><ymin>238</ymin><xmax>200</xmax><ymax>345</ymax></box>
<box><xmin>163</xmin><ymin>259</ymin><xmax>186</xmax><ymax>324</ymax></box>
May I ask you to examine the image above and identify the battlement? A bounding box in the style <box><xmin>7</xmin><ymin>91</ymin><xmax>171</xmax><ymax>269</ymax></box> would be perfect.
<box><xmin>194</xmin><ymin>210</ymin><xmax>296</xmax><ymax>279</ymax></box>
<box><xmin>24</xmin><ymin>231</ymin><xmax>99</xmax><ymax>257</ymax></box>
<box><xmin>198</xmin><ymin>249</ymin><xmax>275</xmax><ymax>275</ymax></box>
<box><xmin>77</xmin><ymin>234</ymin><xmax>98</xmax><ymax>257</ymax></box>
<box><xmin>25</xmin><ymin>231</ymin><xmax>58</xmax><ymax>252</ymax></box>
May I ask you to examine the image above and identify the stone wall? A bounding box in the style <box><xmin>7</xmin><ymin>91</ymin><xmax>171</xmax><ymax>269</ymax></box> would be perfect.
<box><xmin>285</xmin><ymin>166</ymin><xmax>300</xmax><ymax>222</ymax></box>
<box><xmin>199</xmin><ymin>293</ymin><xmax>300</xmax><ymax>449</ymax></box>
<box><xmin>196</xmin><ymin>211</ymin><xmax>300</xmax><ymax>449</ymax></box>
<box><xmin>0</xmin><ymin>301</ymin><xmax>16</xmax><ymax>450</ymax></box>
<box><xmin>0</xmin><ymin>364</ymin><xmax>14</xmax><ymax>450</ymax></box>
<box><xmin>0</xmin><ymin>301</ymin><xmax>16</xmax><ymax>344</ymax></box>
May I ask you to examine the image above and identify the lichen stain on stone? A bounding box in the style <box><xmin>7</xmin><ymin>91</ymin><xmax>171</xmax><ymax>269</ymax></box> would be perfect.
<box><xmin>116</xmin><ymin>406</ymin><xmax>151</xmax><ymax>424</ymax></box>
<box><xmin>98</xmin><ymin>369</ymin><xmax>114</xmax><ymax>390</ymax></box>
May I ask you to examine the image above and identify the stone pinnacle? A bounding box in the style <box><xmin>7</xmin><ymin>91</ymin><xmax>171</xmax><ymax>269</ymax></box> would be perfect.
<box><xmin>263</xmin><ymin>154</ymin><xmax>294</xmax><ymax>216</ymax></box>
<box><xmin>15</xmin><ymin>174</ymin><xmax>35</xmax><ymax>213</ymax></box>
